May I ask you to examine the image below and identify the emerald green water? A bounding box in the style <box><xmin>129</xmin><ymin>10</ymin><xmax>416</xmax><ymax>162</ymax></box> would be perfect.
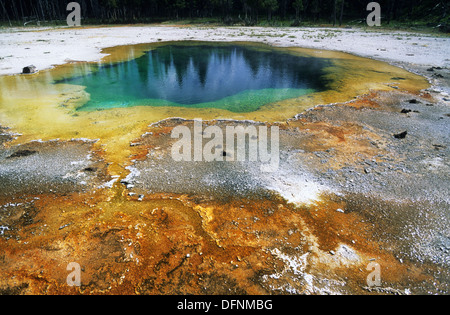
<box><xmin>56</xmin><ymin>43</ymin><xmax>331</xmax><ymax>113</ymax></box>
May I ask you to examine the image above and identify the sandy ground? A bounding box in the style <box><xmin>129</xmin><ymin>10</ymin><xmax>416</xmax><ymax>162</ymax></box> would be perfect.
<box><xmin>0</xmin><ymin>25</ymin><xmax>449</xmax><ymax>295</ymax></box>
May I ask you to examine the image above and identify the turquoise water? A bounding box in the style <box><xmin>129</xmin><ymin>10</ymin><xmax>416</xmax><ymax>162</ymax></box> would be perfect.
<box><xmin>56</xmin><ymin>43</ymin><xmax>331</xmax><ymax>113</ymax></box>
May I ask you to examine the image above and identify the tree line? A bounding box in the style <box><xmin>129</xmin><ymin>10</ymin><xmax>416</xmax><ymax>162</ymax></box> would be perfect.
<box><xmin>0</xmin><ymin>0</ymin><xmax>448</xmax><ymax>27</ymax></box>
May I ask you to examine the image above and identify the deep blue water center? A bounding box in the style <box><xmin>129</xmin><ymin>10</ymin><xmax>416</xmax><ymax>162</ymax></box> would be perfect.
<box><xmin>57</xmin><ymin>43</ymin><xmax>331</xmax><ymax>112</ymax></box>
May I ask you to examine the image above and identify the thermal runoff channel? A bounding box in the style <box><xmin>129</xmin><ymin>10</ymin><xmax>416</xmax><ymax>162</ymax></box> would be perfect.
<box><xmin>56</xmin><ymin>43</ymin><xmax>331</xmax><ymax>113</ymax></box>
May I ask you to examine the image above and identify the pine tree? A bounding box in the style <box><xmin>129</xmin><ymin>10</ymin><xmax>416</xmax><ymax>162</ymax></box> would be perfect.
<box><xmin>293</xmin><ymin>0</ymin><xmax>304</xmax><ymax>21</ymax></box>
<box><xmin>261</xmin><ymin>0</ymin><xmax>278</xmax><ymax>21</ymax></box>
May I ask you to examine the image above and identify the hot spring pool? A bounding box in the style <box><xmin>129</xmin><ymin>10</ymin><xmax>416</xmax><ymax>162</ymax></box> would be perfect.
<box><xmin>0</xmin><ymin>41</ymin><xmax>428</xmax><ymax>166</ymax></box>
<box><xmin>55</xmin><ymin>43</ymin><xmax>331</xmax><ymax>113</ymax></box>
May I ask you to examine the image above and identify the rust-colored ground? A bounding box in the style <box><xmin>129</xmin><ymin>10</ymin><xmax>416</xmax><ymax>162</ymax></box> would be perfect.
<box><xmin>1</xmin><ymin>43</ymin><xmax>448</xmax><ymax>295</ymax></box>
<box><xmin>2</xmin><ymin>87</ymin><xmax>447</xmax><ymax>295</ymax></box>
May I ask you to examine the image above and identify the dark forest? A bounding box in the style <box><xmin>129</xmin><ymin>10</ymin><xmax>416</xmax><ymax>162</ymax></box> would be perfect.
<box><xmin>0</xmin><ymin>0</ymin><xmax>449</xmax><ymax>29</ymax></box>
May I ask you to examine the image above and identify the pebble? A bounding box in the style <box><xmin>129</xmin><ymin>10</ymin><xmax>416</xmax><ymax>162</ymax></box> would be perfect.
<box><xmin>394</xmin><ymin>131</ymin><xmax>408</xmax><ymax>139</ymax></box>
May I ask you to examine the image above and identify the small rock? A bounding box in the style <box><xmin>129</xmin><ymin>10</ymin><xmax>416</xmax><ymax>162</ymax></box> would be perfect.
<box><xmin>59</xmin><ymin>223</ymin><xmax>71</xmax><ymax>230</ymax></box>
<box><xmin>7</xmin><ymin>149</ymin><xmax>37</xmax><ymax>159</ymax></box>
<box><xmin>336</xmin><ymin>208</ymin><xmax>345</xmax><ymax>213</ymax></box>
<box><xmin>400</xmin><ymin>109</ymin><xmax>412</xmax><ymax>114</ymax></box>
<box><xmin>433</xmin><ymin>144</ymin><xmax>446</xmax><ymax>150</ymax></box>
<box><xmin>408</xmin><ymin>99</ymin><xmax>420</xmax><ymax>104</ymax></box>
<box><xmin>22</xmin><ymin>65</ymin><xmax>37</xmax><ymax>74</ymax></box>
<box><xmin>394</xmin><ymin>131</ymin><xmax>408</xmax><ymax>139</ymax></box>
